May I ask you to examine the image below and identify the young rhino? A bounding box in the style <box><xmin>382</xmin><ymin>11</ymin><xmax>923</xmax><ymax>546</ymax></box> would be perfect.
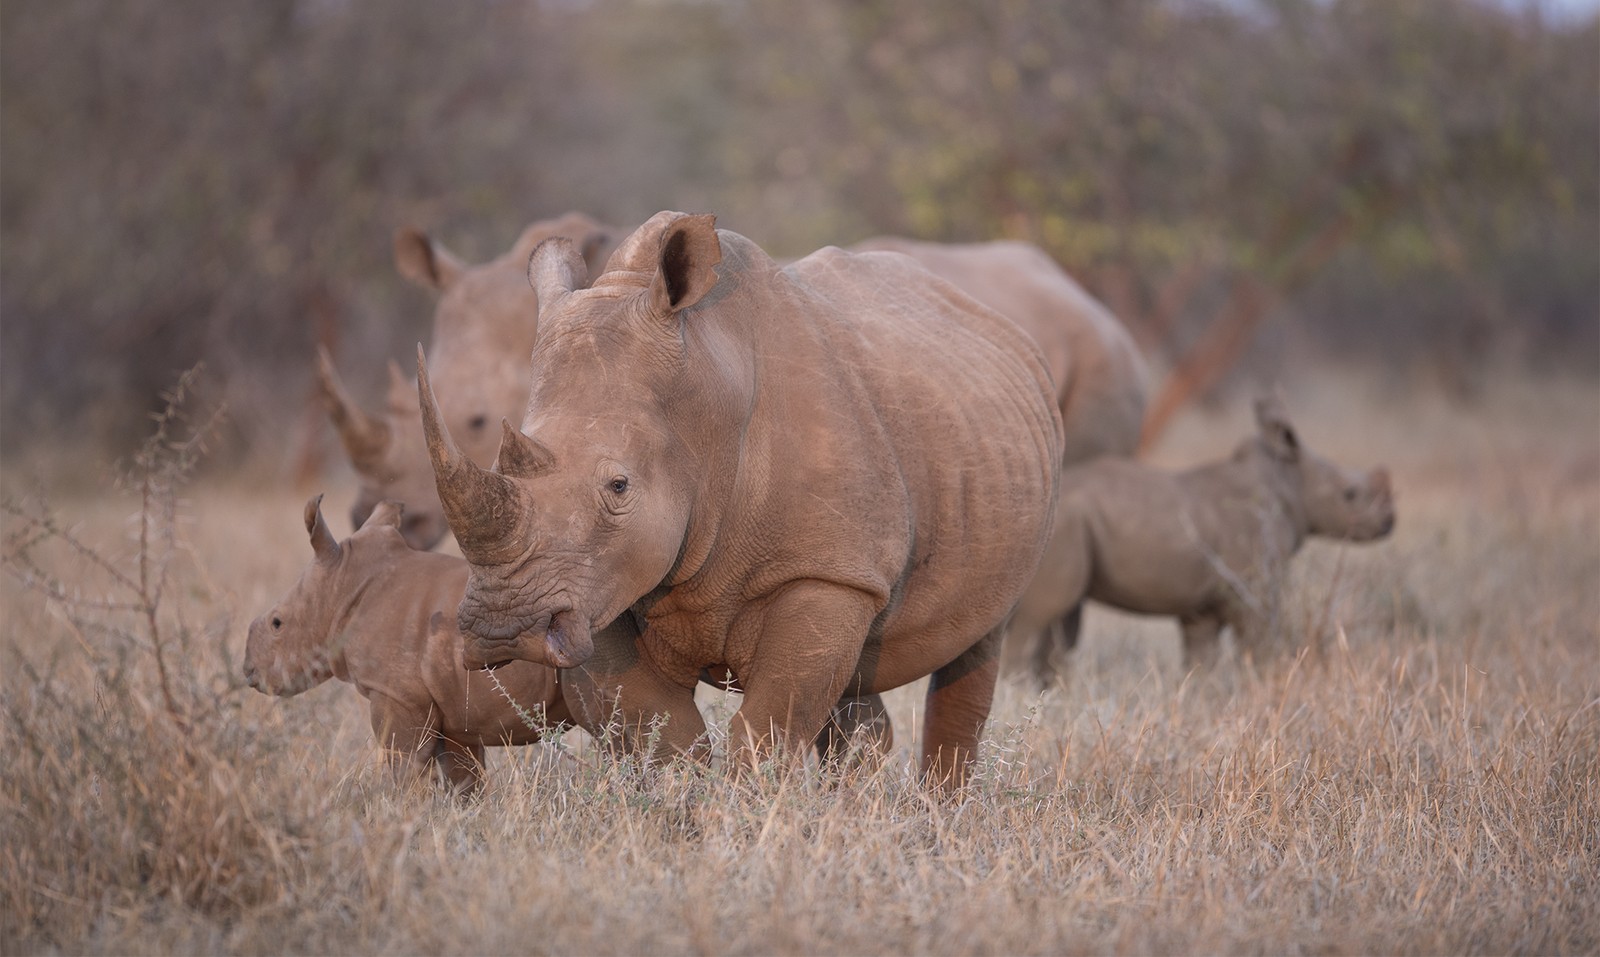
<box><xmin>1009</xmin><ymin>396</ymin><xmax>1395</xmax><ymax>679</ymax></box>
<box><xmin>243</xmin><ymin>496</ymin><xmax>584</xmax><ymax>793</ymax></box>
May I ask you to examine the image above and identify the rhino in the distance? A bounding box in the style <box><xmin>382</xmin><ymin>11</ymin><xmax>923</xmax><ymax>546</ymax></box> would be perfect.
<box><xmin>320</xmin><ymin>211</ymin><xmax>617</xmax><ymax>549</ymax></box>
<box><xmin>242</xmin><ymin>496</ymin><xmax>640</xmax><ymax>794</ymax></box>
<box><xmin>1008</xmin><ymin>395</ymin><xmax>1396</xmax><ymax>678</ymax></box>
<box><xmin>418</xmin><ymin>211</ymin><xmax>1063</xmax><ymax>788</ymax></box>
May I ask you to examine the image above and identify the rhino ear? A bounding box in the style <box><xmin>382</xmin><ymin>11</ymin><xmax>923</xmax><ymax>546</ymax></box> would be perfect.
<box><xmin>649</xmin><ymin>214</ymin><xmax>721</xmax><ymax>317</ymax></box>
<box><xmin>394</xmin><ymin>227</ymin><xmax>465</xmax><ymax>291</ymax></box>
<box><xmin>362</xmin><ymin>500</ymin><xmax>405</xmax><ymax>531</ymax></box>
<box><xmin>493</xmin><ymin>418</ymin><xmax>556</xmax><ymax>479</ymax></box>
<box><xmin>1254</xmin><ymin>393</ymin><xmax>1299</xmax><ymax>462</ymax></box>
<box><xmin>304</xmin><ymin>494</ymin><xmax>340</xmax><ymax>562</ymax></box>
<box><xmin>528</xmin><ymin>237</ymin><xmax>587</xmax><ymax>307</ymax></box>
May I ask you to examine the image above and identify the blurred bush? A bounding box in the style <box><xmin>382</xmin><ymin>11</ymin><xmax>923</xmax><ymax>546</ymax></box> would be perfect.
<box><xmin>1</xmin><ymin>0</ymin><xmax>1594</xmax><ymax>472</ymax></box>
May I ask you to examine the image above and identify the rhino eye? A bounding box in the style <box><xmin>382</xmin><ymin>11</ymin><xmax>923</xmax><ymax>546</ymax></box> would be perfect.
<box><xmin>609</xmin><ymin>477</ymin><xmax>629</xmax><ymax>495</ymax></box>
<box><xmin>271</xmin><ymin>617</ymin><xmax>283</xmax><ymax>630</ymax></box>
<box><xmin>468</xmin><ymin>415</ymin><xmax>488</xmax><ymax>431</ymax></box>
<box><xmin>1343</xmin><ymin>489</ymin><xmax>1358</xmax><ymax>502</ymax></box>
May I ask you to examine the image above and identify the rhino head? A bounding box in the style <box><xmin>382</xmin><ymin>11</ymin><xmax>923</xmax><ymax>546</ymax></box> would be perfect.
<box><xmin>318</xmin><ymin>350</ymin><xmax>450</xmax><ymax>549</ymax></box>
<box><xmin>244</xmin><ymin>495</ymin><xmax>404</xmax><ymax>695</ymax></box>
<box><xmin>1252</xmin><ymin>395</ymin><xmax>1396</xmax><ymax>542</ymax></box>
<box><xmin>318</xmin><ymin>214</ymin><xmax>618</xmax><ymax>551</ymax></box>
<box><xmin>418</xmin><ymin>212</ymin><xmax>725</xmax><ymax>670</ymax></box>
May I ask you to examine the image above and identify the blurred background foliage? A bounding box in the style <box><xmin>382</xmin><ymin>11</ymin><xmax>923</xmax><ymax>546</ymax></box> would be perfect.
<box><xmin>2</xmin><ymin>0</ymin><xmax>1595</xmax><ymax>473</ymax></box>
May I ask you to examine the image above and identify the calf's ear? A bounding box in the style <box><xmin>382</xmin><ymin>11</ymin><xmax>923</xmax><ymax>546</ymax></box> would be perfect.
<box><xmin>362</xmin><ymin>500</ymin><xmax>405</xmax><ymax>531</ymax></box>
<box><xmin>394</xmin><ymin>227</ymin><xmax>465</xmax><ymax>291</ymax></box>
<box><xmin>1253</xmin><ymin>393</ymin><xmax>1299</xmax><ymax>462</ymax></box>
<box><xmin>649</xmin><ymin>214</ymin><xmax>721</xmax><ymax>317</ymax></box>
<box><xmin>304</xmin><ymin>494</ymin><xmax>341</xmax><ymax>562</ymax></box>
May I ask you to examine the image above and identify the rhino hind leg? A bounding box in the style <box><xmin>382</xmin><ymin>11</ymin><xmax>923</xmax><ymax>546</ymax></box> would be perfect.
<box><xmin>921</xmin><ymin>628</ymin><xmax>1002</xmax><ymax>791</ymax></box>
<box><xmin>815</xmin><ymin>692</ymin><xmax>894</xmax><ymax>769</ymax></box>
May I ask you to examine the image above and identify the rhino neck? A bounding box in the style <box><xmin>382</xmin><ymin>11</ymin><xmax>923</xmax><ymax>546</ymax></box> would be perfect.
<box><xmin>657</xmin><ymin>240</ymin><xmax>771</xmax><ymax>588</ymax></box>
<box><xmin>1257</xmin><ymin>456</ymin><xmax>1310</xmax><ymax>554</ymax></box>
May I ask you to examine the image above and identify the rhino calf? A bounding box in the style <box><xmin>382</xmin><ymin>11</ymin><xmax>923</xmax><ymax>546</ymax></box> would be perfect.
<box><xmin>1009</xmin><ymin>396</ymin><xmax>1395</xmax><ymax>680</ymax></box>
<box><xmin>244</xmin><ymin>496</ymin><xmax>579</xmax><ymax>793</ymax></box>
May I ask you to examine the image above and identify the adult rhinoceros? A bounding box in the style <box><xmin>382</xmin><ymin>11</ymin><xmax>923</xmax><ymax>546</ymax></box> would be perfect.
<box><xmin>320</xmin><ymin>211</ymin><xmax>618</xmax><ymax>549</ymax></box>
<box><xmin>417</xmin><ymin>211</ymin><xmax>1063</xmax><ymax>787</ymax></box>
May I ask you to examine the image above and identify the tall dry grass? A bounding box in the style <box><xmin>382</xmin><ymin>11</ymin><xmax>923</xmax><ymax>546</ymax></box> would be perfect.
<box><xmin>2</xmin><ymin>368</ymin><xmax>1596</xmax><ymax>955</ymax></box>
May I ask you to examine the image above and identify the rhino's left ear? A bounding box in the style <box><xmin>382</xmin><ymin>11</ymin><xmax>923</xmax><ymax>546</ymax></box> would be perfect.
<box><xmin>362</xmin><ymin>500</ymin><xmax>405</xmax><ymax>531</ymax></box>
<box><xmin>649</xmin><ymin>214</ymin><xmax>721</xmax><ymax>317</ymax></box>
<box><xmin>304</xmin><ymin>494</ymin><xmax>341</xmax><ymax>562</ymax></box>
<box><xmin>1254</xmin><ymin>393</ymin><xmax>1299</xmax><ymax>462</ymax></box>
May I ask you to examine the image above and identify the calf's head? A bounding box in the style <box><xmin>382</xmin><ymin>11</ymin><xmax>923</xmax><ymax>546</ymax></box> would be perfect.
<box><xmin>419</xmin><ymin>212</ymin><xmax>724</xmax><ymax>670</ymax></box>
<box><xmin>244</xmin><ymin>496</ymin><xmax>406</xmax><ymax>695</ymax></box>
<box><xmin>1251</xmin><ymin>396</ymin><xmax>1396</xmax><ymax>542</ymax></box>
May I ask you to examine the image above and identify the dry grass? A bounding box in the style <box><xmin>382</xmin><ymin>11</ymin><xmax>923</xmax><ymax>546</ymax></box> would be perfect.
<box><xmin>2</xmin><ymin>368</ymin><xmax>1597</xmax><ymax>955</ymax></box>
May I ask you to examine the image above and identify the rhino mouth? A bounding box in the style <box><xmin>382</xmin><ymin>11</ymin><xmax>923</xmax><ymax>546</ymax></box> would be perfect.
<box><xmin>461</xmin><ymin>607</ymin><xmax>594</xmax><ymax>670</ymax></box>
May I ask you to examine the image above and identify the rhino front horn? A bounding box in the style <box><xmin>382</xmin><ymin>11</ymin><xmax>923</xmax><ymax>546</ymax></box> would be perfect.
<box><xmin>415</xmin><ymin>345</ymin><xmax>525</xmax><ymax>560</ymax></box>
<box><xmin>316</xmin><ymin>346</ymin><xmax>392</xmax><ymax>473</ymax></box>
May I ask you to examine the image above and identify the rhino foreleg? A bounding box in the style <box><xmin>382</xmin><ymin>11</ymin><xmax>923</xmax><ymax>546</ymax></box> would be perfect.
<box><xmin>729</xmin><ymin>581</ymin><xmax>879</xmax><ymax>775</ymax></box>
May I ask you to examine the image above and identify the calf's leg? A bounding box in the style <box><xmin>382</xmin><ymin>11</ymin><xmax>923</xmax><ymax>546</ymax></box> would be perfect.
<box><xmin>1179</xmin><ymin>613</ymin><xmax>1224</xmax><ymax>669</ymax></box>
<box><xmin>368</xmin><ymin>695</ymin><xmax>438</xmax><ymax>787</ymax></box>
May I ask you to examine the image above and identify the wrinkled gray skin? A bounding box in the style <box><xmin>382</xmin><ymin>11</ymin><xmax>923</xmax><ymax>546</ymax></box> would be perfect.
<box><xmin>243</xmin><ymin>496</ymin><xmax>637</xmax><ymax>794</ymax></box>
<box><xmin>1009</xmin><ymin>396</ymin><xmax>1396</xmax><ymax>678</ymax></box>
<box><xmin>320</xmin><ymin>212</ymin><xmax>618</xmax><ymax>549</ymax></box>
<box><xmin>419</xmin><ymin>211</ymin><xmax>1063</xmax><ymax>788</ymax></box>
<box><xmin>851</xmin><ymin>237</ymin><xmax>1149</xmax><ymax>463</ymax></box>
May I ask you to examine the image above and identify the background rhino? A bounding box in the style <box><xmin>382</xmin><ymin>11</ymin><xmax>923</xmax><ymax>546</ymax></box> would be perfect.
<box><xmin>321</xmin><ymin>212</ymin><xmax>617</xmax><ymax>549</ymax></box>
<box><xmin>850</xmin><ymin>237</ymin><xmax>1149</xmax><ymax>465</ymax></box>
<box><xmin>419</xmin><ymin>211</ymin><xmax>1063</xmax><ymax>788</ymax></box>
<box><xmin>243</xmin><ymin>495</ymin><xmax>625</xmax><ymax>793</ymax></box>
<box><xmin>1008</xmin><ymin>396</ymin><xmax>1395</xmax><ymax>677</ymax></box>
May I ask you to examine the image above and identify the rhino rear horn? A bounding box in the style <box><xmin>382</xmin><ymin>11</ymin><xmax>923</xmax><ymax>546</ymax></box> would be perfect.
<box><xmin>494</xmin><ymin>418</ymin><xmax>555</xmax><ymax>479</ymax></box>
<box><xmin>316</xmin><ymin>347</ymin><xmax>393</xmax><ymax>474</ymax></box>
<box><xmin>415</xmin><ymin>345</ymin><xmax>525</xmax><ymax>560</ymax></box>
<box><xmin>304</xmin><ymin>494</ymin><xmax>340</xmax><ymax>562</ymax></box>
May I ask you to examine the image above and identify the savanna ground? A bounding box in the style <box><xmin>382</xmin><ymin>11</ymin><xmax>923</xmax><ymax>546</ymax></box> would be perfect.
<box><xmin>2</xmin><ymin>367</ymin><xmax>1596</xmax><ymax>955</ymax></box>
